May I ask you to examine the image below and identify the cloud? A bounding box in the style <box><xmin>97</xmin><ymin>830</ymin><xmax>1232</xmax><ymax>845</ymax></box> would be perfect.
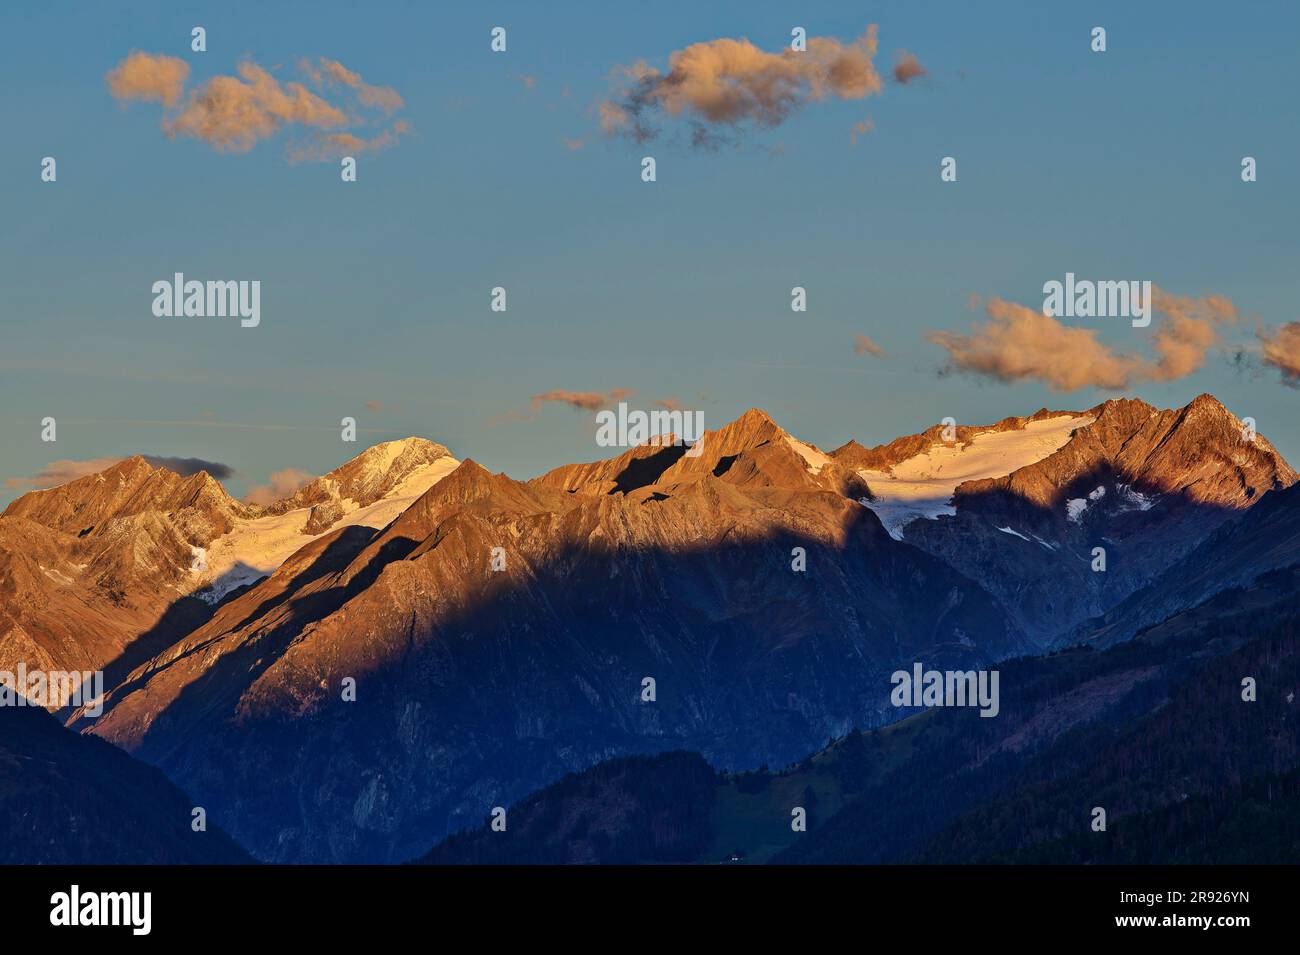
<box><xmin>927</xmin><ymin>288</ymin><xmax>1245</xmax><ymax>393</ymax></box>
<box><xmin>106</xmin><ymin>51</ymin><xmax>190</xmax><ymax>107</ymax></box>
<box><xmin>927</xmin><ymin>297</ymin><xmax>1145</xmax><ymax>392</ymax></box>
<box><xmin>162</xmin><ymin>60</ymin><xmax>347</xmax><ymax>152</ymax></box>
<box><xmin>107</xmin><ymin>53</ymin><xmax>408</xmax><ymax>161</ymax></box>
<box><xmin>5</xmin><ymin>454</ymin><xmax>233</xmax><ymax>491</ymax></box>
<box><xmin>529</xmin><ymin>388</ymin><xmax>634</xmax><ymax>414</ymax></box>
<box><xmin>1258</xmin><ymin>321</ymin><xmax>1300</xmax><ymax>386</ymax></box>
<box><xmin>599</xmin><ymin>100</ymin><xmax>632</xmax><ymax>135</ymax></box>
<box><xmin>304</xmin><ymin>57</ymin><xmax>404</xmax><ymax>113</ymax></box>
<box><xmin>244</xmin><ymin>467</ymin><xmax>315</xmax><ymax>506</ymax></box>
<box><xmin>563</xmin><ymin>137</ymin><xmax>585</xmax><ymax>151</ymax></box>
<box><xmin>892</xmin><ymin>50</ymin><xmax>927</xmax><ymax>85</ymax></box>
<box><xmin>853</xmin><ymin>334</ymin><xmax>886</xmax><ymax>358</ymax></box>
<box><xmin>5</xmin><ymin>458</ymin><xmax>126</xmax><ymax>491</ymax></box>
<box><xmin>141</xmin><ymin>455</ymin><xmax>235</xmax><ymax>479</ymax></box>
<box><xmin>654</xmin><ymin>397</ymin><xmax>685</xmax><ymax>411</ymax></box>
<box><xmin>520</xmin><ymin>75</ymin><xmax>538</xmax><ymax>90</ymax></box>
<box><xmin>285</xmin><ymin>121</ymin><xmax>409</xmax><ymax>162</ymax></box>
<box><xmin>600</xmin><ymin>27</ymin><xmax>887</xmax><ymax>144</ymax></box>
<box><xmin>1147</xmin><ymin>287</ymin><xmax>1240</xmax><ymax>381</ymax></box>
<box><xmin>849</xmin><ymin>117</ymin><xmax>874</xmax><ymax>145</ymax></box>
<box><xmin>364</xmin><ymin>400</ymin><xmax>385</xmax><ymax>413</ymax></box>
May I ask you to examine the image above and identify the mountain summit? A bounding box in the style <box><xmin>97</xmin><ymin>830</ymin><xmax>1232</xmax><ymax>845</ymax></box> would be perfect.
<box><xmin>3</xmin><ymin>455</ymin><xmax>250</xmax><ymax>539</ymax></box>
<box><xmin>1</xmin><ymin>457</ymin><xmax>252</xmax><ymax>676</ymax></box>
<box><xmin>262</xmin><ymin>437</ymin><xmax>455</xmax><ymax>522</ymax></box>
<box><xmin>192</xmin><ymin>437</ymin><xmax>460</xmax><ymax>602</ymax></box>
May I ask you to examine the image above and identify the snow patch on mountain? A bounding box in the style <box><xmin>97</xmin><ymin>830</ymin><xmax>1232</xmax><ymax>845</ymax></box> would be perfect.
<box><xmin>190</xmin><ymin>453</ymin><xmax>461</xmax><ymax>604</ymax></box>
<box><xmin>997</xmin><ymin>526</ymin><xmax>1057</xmax><ymax>551</ymax></box>
<box><xmin>1118</xmin><ymin>484</ymin><xmax>1156</xmax><ymax>511</ymax></box>
<box><xmin>1067</xmin><ymin>485</ymin><xmax>1108</xmax><ymax>523</ymax></box>
<box><xmin>784</xmin><ymin>435</ymin><xmax>832</xmax><ymax>475</ymax></box>
<box><xmin>40</xmin><ymin>565</ymin><xmax>74</xmax><ymax>586</ymax></box>
<box><xmin>857</xmin><ymin>414</ymin><xmax>1092</xmax><ymax>538</ymax></box>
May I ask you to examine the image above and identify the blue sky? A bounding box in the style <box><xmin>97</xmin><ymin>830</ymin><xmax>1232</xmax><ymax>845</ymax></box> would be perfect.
<box><xmin>2</xmin><ymin>0</ymin><xmax>1298</xmax><ymax>504</ymax></box>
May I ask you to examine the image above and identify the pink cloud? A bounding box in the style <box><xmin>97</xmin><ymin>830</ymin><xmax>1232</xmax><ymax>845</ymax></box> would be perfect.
<box><xmin>106</xmin><ymin>52</ymin><xmax>190</xmax><ymax>107</ymax></box>
<box><xmin>601</xmin><ymin>27</ymin><xmax>886</xmax><ymax>144</ymax></box>
<box><xmin>244</xmin><ymin>467</ymin><xmax>315</xmax><ymax>506</ymax></box>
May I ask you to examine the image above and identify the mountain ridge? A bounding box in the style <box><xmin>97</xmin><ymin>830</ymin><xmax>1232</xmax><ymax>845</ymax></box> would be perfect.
<box><xmin>4</xmin><ymin>393</ymin><xmax>1296</xmax><ymax>864</ymax></box>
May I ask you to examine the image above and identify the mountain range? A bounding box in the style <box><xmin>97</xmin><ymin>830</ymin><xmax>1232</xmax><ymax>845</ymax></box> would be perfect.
<box><xmin>2</xmin><ymin>393</ymin><xmax>1297</xmax><ymax>863</ymax></box>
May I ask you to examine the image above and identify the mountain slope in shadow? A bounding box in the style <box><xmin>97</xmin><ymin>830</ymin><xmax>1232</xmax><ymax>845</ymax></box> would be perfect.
<box><xmin>418</xmin><ymin>566</ymin><xmax>1300</xmax><ymax>864</ymax></box>
<box><xmin>1</xmin><ymin>702</ymin><xmax>250</xmax><ymax>864</ymax></box>
<box><xmin>895</xmin><ymin>395</ymin><xmax>1294</xmax><ymax>646</ymax></box>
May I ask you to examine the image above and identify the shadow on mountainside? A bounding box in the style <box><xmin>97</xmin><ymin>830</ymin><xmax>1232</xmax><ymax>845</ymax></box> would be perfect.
<box><xmin>421</xmin><ymin>571</ymin><xmax>1300</xmax><ymax>864</ymax></box>
<box><xmin>90</xmin><ymin>499</ymin><xmax>1029</xmax><ymax>863</ymax></box>
<box><xmin>2</xmin><ymin>702</ymin><xmax>252</xmax><ymax>864</ymax></box>
<box><xmin>901</xmin><ymin>462</ymin><xmax>1250</xmax><ymax>646</ymax></box>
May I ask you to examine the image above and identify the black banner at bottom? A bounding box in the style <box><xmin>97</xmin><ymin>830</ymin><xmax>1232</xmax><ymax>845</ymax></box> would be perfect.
<box><xmin>3</xmin><ymin>864</ymin><xmax>1280</xmax><ymax>941</ymax></box>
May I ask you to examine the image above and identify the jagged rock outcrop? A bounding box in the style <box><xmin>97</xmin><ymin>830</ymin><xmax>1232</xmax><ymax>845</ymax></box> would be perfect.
<box><xmin>0</xmin><ymin>458</ymin><xmax>250</xmax><ymax>679</ymax></box>
<box><xmin>303</xmin><ymin>500</ymin><xmax>345</xmax><ymax>536</ymax></box>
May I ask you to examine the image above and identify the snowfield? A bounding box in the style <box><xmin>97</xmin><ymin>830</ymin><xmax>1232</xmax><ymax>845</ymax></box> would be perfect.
<box><xmin>858</xmin><ymin>415</ymin><xmax>1092</xmax><ymax>539</ymax></box>
<box><xmin>189</xmin><ymin>455</ymin><xmax>461</xmax><ymax>603</ymax></box>
<box><xmin>784</xmin><ymin>434</ymin><xmax>833</xmax><ymax>475</ymax></box>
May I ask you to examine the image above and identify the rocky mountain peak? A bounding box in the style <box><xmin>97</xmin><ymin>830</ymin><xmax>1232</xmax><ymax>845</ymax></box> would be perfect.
<box><xmin>261</xmin><ymin>436</ymin><xmax>455</xmax><ymax>518</ymax></box>
<box><xmin>385</xmin><ymin>459</ymin><xmax>544</xmax><ymax>539</ymax></box>
<box><xmin>1185</xmin><ymin>391</ymin><xmax>1231</xmax><ymax>414</ymax></box>
<box><xmin>2</xmin><ymin>454</ymin><xmax>246</xmax><ymax>538</ymax></box>
<box><xmin>430</xmin><ymin>457</ymin><xmax>495</xmax><ymax>492</ymax></box>
<box><xmin>530</xmin><ymin>408</ymin><xmax>830</xmax><ymax>497</ymax></box>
